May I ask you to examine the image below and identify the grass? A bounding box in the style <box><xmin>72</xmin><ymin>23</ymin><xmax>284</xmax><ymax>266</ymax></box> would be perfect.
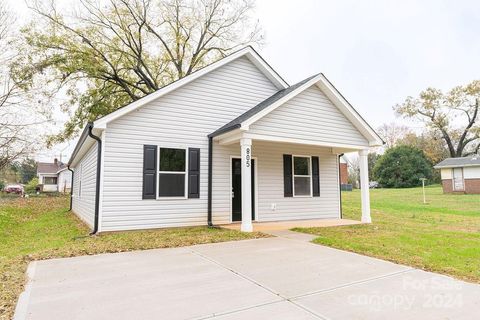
<box><xmin>294</xmin><ymin>185</ymin><xmax>480</xmax><ymax>283</ymax></box>
<box><xmin>0</xmin><ymin>196</ymin><xmax>266</xmax><ymax>320</ymax></box>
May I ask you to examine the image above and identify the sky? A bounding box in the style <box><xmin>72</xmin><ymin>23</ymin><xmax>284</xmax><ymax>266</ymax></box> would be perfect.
<box><xmin>7</xmin><ymin>0</ymin><xmax>480</xmax><ymax>161</ymax></box>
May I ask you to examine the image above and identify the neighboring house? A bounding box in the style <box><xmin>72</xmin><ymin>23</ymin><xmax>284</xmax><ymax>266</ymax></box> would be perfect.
<box><xmin>339</xmin><ymin>156</ymin><xmax>349</xmax><ymax>185</ymax></box>
<box><xmin>339</xmin><ymin>156</ymin><xmax>352</xmax><ymax>191</ymax></box>
<box><xmin>37</xmin><ymin>159</ymin><xmax>72</xmax><ymax>193</ymax></box>
<box><xmin>67</xmin><ymin>46</ymin><xmax>383</xmax><ymax>234</ymax></box>
<box><xmin>434</xmin><ymin>155</ymin><xmax>480</xmax><ymax>194</ymax></box>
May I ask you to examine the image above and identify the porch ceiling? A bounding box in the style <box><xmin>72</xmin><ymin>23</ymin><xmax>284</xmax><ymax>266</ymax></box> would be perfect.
<box><xmin>213</xmin><ymin>129</ymin><xmax>368</xmax><ymax>154</ymax></box>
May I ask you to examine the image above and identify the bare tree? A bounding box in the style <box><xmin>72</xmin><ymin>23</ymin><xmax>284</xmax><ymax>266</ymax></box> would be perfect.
<box><xmin>377</xmin><ymin>122</ymin><xmax>411</xmax><ymax>149</ymax></box>
<box><xmin>16</xmin><ymin>0</ymin><xmax>262</xmax><ymax>145</ymax></box>
<box><xmin>0</xmin><ymin>0</ymin><xmax>49</xmax><ymax>171</ymax></box>
<box><xmin>395</xmin><ymin>82</ymin><xmax>480</xmax><ymax>157</ymax></box>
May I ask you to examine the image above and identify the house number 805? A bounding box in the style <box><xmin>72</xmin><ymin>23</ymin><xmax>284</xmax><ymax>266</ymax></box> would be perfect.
<box><xmin>245</xmin><ymin>147</ymin><xmax>251</xmax><ymax>167</ymax></box>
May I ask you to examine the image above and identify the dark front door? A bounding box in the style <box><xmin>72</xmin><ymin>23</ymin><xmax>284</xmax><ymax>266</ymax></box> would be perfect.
<box><xmin>232</xmin><ymin>158</ymin><xmax>255</xmax><ymax>222</ymax></box>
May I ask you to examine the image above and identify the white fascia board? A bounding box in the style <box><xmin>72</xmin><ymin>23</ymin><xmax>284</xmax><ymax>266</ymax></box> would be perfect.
<box><xmin>240</xmin><ymin>73</ymin><xmax>383</xmax><ymax>147</ymax></box>
<box><xmin>94</xmin><ymin>46</ymin><xmax>287</xmax><ymax>129</ymax></box>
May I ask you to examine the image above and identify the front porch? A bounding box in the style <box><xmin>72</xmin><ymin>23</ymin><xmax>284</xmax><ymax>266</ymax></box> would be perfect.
<box><xmin>221</xmin><ymin>218</ymin><xmax>363</xmax><ymax>232</ymax></box>
<box><xmin>209</xmin><ymin>134</ymin><xmax>374</xmax><ymax>232</ymax></box>
<box><xmin>207</xmin><ymin>73</ymin><xmax>383</xmax><ymax>232</ymax></box>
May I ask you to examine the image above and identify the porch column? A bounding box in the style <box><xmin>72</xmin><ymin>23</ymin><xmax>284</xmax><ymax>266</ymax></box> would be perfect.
<box><xmin>358</xmin><ymin>149</ymin><xmax>372</xmax><ymax>223</ymax></box>
<box><xmin>240</xmin><ymin>138</ymin><xmax>253</xmax><ymax>232</ymax></box>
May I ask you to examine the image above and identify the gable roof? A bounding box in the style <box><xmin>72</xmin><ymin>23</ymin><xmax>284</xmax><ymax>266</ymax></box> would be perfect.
<box><xmin>434</xmin><ymin>156</ymin><xmax>480</xmax><ymax>169</ymax></box>
<box><xmin>37</xmin><ymin>161</ymin><xmax>66</xmax><ymax>174</ymax></box>
<box><xmin>93</xmin><ymin>46</ymin><xmax>288</xmax><ymax>129</ymax></box>
<box><xmin>209</xmin><ymin>74</ymin><xmax>320</xmax><ymax>137</ymax></box>
<box><xmin>209</xmin><ymin>73</ymin><xmax>384</xmax><ymax>146</ymax></box>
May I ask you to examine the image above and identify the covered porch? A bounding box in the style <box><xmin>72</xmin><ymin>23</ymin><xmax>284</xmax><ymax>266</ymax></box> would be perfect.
<box><xmin>210</xmin><ymin>131</ymin><xmax>373</xmax><ymax>232</ymax></box>
<box><xmin>207</xmin><ymin>73</ymin><xmax>383</xmax><ymax>232</ymax></box>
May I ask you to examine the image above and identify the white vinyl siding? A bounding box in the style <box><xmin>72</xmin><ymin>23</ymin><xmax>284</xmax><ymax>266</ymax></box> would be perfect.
<box><xmin>211</xmin><ymin>141</ymin><xmax>340</xmax><ymax>224</ymax></box>
<box><xmin>71</xmin><ymin>144</ymin><xmax>97</xmax><ymax>227</ymax></box>
<box><xmin>57</xmin><ymin>170</ymin><xmax>72</xmax><ymax>193</ymax></box>
<box><xmin>248</xmin><ymin>85</ymin><xmax>369</xmax><ymax>147</ymax></box>
<box><xmin>440</xmin><ymin>168</ymin><xmax>452</xmax><ymax>180</ymax></box>
<box><xmin>464</xmin><ymin>166</ymin><xmax>480</xmax><ymax>179</ymax></box>
<box><xmin>441</xmin><ymin>166</ymin><xmax>480</xmax><ymax>180</ymax></box>
<box><xmin>100</xmin><ymin>56</ymin><xmax>279</xmax><ymax>231</ymax></box>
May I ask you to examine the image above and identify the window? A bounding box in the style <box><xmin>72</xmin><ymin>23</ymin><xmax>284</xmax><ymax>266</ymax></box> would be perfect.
<box><xmin>44</xmin><ymin>176</ymin><xmax>58</xmax><ymax>185</ymax></box>
<box><xmin>293</xmin><ymin>156</ymin><xmax>312</xmax><ymax>196</ymax></box>
<box><xmin>158</xmin><ymin>148</ymin><xmax>187</xmax><ymax>197</ymax></box>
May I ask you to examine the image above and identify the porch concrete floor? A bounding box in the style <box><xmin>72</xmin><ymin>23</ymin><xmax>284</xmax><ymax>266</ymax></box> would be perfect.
<box><xmin>220</xmin><ymin>218</ymin><xmax>362</xmax><ymax>232</ymax></box>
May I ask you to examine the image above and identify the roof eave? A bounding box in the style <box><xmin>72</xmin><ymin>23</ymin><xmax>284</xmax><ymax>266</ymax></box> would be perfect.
<box><xmin>67</xmin><ymin>123</ymin><xmax>93</xmax><ymax>166</ymax></box>
<box><xmin>434</xmin><ymin>163</ymin><xmax>480</xmax><ymax>169</ymax></box>
<box><xmin>93</xmin><ymin>46</ymin><xmax>288</xmax><ymax>129</ymax></box>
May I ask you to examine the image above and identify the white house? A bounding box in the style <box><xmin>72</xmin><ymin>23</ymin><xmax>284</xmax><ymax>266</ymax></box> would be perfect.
<box><xmin>434</xmin><ymin>155</ymin><xmax>480</xmax><ymax>194</ymax></box>
<box><xmin>67</xmin><ymin>46</ymin><xmax>383</xmax><ymax>234</ymax></box>
<box><xmin>37</xmin><ymin>159</ymin><xmax>72</xmax><ymax>193</ymax></box>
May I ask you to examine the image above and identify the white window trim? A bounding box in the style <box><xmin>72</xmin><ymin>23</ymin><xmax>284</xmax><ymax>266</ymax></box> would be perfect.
<box><xmin>156</xmin><ymin>146</ymin><xmax>189</xmax><ymax>200</ymax></box>
<box><xmin>292</xmin><ymin>155</ymin><xmax>313</xmax><ymax>197</ymax></box>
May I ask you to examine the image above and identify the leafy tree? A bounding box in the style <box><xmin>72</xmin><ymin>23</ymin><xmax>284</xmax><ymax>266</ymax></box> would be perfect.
<box><xmin>398</xmin><ymin>131</ymin><xmax>449</xmax><ymax>165</ymax></box>
<box><xmin>15</xmin><ymin>0</ymin><xmax>262</xmax><ymax>145</ymax></box>
<box><xmin>373</xmin><ymin>145</ymin><xmax>433</xmax><ymax>188</ymax></box>
<box><xmin>394</xmin><ymin>81</ymin><xmax>480</xmax><ymax>157</ymax></box>
<box><xmin>368</xmin><ymin>152</ymin><xmax>380</xmax><ymax>181</ymax></box>
<box><xmin>17</xmin><ymin>158</ymin><xmax>37</xmax><ymax>183</ymax></box>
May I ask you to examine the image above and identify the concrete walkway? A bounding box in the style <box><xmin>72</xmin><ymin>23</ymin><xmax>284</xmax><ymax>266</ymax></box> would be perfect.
<box><xmin>15</xmin><ymin>236</ymin><xmax>480</xmax><ymax>320</ymax></box>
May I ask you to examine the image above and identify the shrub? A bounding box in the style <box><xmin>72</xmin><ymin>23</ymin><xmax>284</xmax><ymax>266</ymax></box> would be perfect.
<box><xmin>373</xmin><ymin>145</ymin><xmax>433</xmax><ymax>188</ymax></box>
<box><xmin>25</xmin><ymin>177</ymin><xmax>39</xmax><ymax>193</ymax></box>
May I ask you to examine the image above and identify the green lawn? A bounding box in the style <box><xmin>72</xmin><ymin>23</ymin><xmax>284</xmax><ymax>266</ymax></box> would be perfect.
<box><xmin>0</xmin><ymin>196</ymin><xmax>266</xmax><ymax>320</ymax></box>
<box><xmin>294</xmin><ymin>185</ymin><xmax>480</xmax><ymax>283</ymax></box>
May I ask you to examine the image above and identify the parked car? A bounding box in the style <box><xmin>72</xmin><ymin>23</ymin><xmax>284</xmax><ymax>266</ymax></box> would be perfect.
<box><xmin>4</xmin><ymin>184</ymin><xmax>24</xmax><ymax>194</ymax></box>
<box><xmin>369</xmin><ymin>181</ymin><xmax>379</xmax><ymax>189</ymax></box>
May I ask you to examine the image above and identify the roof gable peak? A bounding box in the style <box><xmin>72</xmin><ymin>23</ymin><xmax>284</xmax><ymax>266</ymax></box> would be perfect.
<box><xmin>93</xmin><ymin>46</ymin><xmax>288</xmax><ymax>129</ymax></box>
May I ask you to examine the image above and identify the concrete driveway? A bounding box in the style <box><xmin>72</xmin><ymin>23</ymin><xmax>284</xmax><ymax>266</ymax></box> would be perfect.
<box><xmin>15</xmin><ymin>236</ymin><xmax>480</xmax><ymax>320</ymax></box>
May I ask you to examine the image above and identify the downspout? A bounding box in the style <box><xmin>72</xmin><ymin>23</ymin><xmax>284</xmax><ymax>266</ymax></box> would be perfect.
<box><xmin>207</xmin><ymin>137</ymin><xmax>213</xmax><ymax>226</ymax></box>
<box><xmin>88</xmin><ymin>124</ymin><xmax>102</xmax><ymax>235</ymax></box>
<box><xmin>338</xmin><ymin>153</ymin><xmax>344</xmax><ymax>219</ymax></box>
<box><xmin>67</xmin><ymin>166</ymin><xmax>74</xmax><ymax>211</ymax></box>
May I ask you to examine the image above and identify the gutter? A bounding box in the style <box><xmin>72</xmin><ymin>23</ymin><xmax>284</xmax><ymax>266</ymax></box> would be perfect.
<box><xmin>87</xmin><ymin>124</ymin><xmax>102</xmax><ymax>235</ymax></box>
<box><xmin>338</xmin><ymin>153</ymin><xmax>344</xmax><ymax>219</ymax></box>
<box><xmin>67</xmin><ymin>166</ymin><xmax>74</xmax><ymax>211</ymax></box>
<box><xmin>207</xmin><ymin>137</ymin><xmax>213</xmax><ymax>226</ymax></box>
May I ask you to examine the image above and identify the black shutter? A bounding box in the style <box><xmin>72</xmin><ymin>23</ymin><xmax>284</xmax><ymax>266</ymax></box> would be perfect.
<box><xmin>283</xmin><ymin>154</ymin><xmax>293</xmax><ymax>197</ymax></box>
<box><xmin>143</xmin><ymin>145</ymin><xmax>157</xmax><ymax>199</ymax></box>
<box><xmin>312</xmin><ymin>156</ymin><xmax>320</xmax><ymax>197</ymax></box>
<box><xmin>188</xmin><ymin>148</ymin><xmax>200</xmax><ymax>198</ymax></box>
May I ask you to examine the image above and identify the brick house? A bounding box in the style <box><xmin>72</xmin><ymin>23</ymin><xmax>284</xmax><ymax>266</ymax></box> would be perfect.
<box><xmin>434</xmin><ymin>156</ymin><xmax>480</xmax><ymax>194</ymax></box>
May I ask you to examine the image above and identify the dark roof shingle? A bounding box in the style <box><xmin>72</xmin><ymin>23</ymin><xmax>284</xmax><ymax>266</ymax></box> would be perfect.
<box><xmin>37</xmin><ymin>161</ymin><xmax>65</xmax><ymax>174</ymax></box>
